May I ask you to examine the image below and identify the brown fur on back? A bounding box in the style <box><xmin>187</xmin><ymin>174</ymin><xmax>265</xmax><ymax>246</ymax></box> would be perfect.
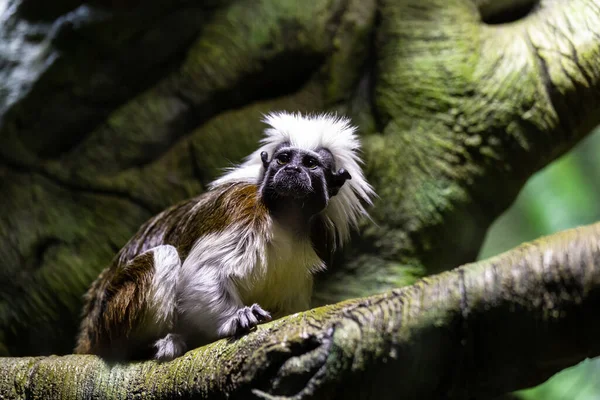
<box><xmin>116</xmin><ymin>183</ymin><xmax>267</xmax><ymax>263</ymax></box>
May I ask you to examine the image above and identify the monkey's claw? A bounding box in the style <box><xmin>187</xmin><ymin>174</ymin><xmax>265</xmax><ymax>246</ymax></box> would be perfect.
<box><xmin>236</xmin><ymin>303</ymin><xmax>272</xmax><ymax>331</ymax></box>
<box><xmin>220</xmin><ymin>304</ymin><xmax>272</xmax><ymax>337</ymax></box>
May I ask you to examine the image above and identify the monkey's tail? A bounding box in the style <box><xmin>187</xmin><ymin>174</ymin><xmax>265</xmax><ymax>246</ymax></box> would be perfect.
<box><xmin>73</xmin><ymin>267</ymin><xmax>112</xmax><ymax>354</ymax></box>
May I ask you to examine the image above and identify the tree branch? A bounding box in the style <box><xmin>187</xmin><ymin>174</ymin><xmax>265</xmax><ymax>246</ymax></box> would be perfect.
<box><xmin>2</xmin><ymin>222</ymin><xmax>599</xmax><ymax>399</ymax></box>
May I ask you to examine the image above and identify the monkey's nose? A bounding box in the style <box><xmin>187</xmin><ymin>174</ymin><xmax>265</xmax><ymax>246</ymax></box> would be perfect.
<box><xmin>284</xmin><ymin>165</ymin><xmax>301</xmax><ymax>172</ymax></box>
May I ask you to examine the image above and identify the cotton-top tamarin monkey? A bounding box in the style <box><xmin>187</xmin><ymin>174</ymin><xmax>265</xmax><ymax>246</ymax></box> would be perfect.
<box><xmin>75</xmin><ymin>112</ymin><xmax>374</xmax><ymax>361</ymax></box>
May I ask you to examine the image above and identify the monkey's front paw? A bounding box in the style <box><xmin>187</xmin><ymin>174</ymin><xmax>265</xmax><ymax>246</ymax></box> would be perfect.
<box><xmin>219</xmin><ymin>304</ymin><xmax>272</xmax><ymax>337</ymax></box>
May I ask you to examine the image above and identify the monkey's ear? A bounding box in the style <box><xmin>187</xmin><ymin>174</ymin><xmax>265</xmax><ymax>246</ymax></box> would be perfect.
<box><xmin>329</xmin><ymin>168</ymin><xmax>351</xmax><ymax>197</ymax></box>
<box><xmin>260</xmin><ymin>151</ymin><xmax>270</xmax><ymax>169</ymax></box>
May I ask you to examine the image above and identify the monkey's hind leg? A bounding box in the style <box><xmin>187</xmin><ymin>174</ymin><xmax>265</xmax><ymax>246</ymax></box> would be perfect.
<box><xmin>154</xmin><ymin>333</ymin><xmax>186</xmax><ymax>361</ymax></box>
<box><xmin>144</xmin><ymin>245</ymin><xmax>187</xmax><ymax>361</ymax></box>
<box><xmin>76</xmin><ymin>244</ymin><xmax>183</xmax><ymax>361</ymax></box>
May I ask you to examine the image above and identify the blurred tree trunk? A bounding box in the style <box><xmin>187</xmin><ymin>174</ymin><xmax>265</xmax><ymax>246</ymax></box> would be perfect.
<box><xmin>1</xmin><ymin>0</ymin><xmax>600</xmax><ymax>398</ymax></box>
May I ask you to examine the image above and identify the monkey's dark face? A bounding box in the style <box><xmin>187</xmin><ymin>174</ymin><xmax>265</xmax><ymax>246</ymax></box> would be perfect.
<box><xmin>259</xmin><ymin>146</ymin><xmax>351</xmax><ymax>222</ymax></box>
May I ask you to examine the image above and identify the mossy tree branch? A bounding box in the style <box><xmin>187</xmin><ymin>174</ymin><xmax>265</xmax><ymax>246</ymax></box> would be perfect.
<box><xmin>2</xmin><ymin>222</ymin><xmax>600</xmax><ymax>399</ymax></box>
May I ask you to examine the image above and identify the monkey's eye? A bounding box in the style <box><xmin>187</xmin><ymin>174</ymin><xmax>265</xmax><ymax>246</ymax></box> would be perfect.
<box><xmin>304</xmin><ymin>156</ymin><xmax>318</xmax><ymax>169</ymax></box>
<box><xmin>276</xmin><ymin>153</ymin><xmax>290</xmax><ymax>165</ymax></box>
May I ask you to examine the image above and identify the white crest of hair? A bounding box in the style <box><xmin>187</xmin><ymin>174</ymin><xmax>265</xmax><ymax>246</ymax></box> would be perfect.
<box><xmin>211</xmin><ymin>111</ymin><xmax>375</xmax><ymax>246</ymax></box>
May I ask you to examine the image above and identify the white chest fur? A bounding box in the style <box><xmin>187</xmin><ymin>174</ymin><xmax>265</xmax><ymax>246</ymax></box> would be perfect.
<box><xmin>177</xmin><ymin>215</ymin><xmax>324</xmax><ymax>338</ymax></box>
<box><xmin>236</xmin><ymin>219</ymin><xmax>324</xmax><ymax>316</ymax></box>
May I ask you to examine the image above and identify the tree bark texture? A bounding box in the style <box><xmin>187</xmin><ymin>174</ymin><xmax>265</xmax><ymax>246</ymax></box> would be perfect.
<box><xmin>1</xmin><ymin>0</ymin><xmax>600</xmax><ymax>397</ymax></box>
<box><xmin>1</xmin><ymin>222</ymin><xmax>600</xmax><ymax>399</ymax></box>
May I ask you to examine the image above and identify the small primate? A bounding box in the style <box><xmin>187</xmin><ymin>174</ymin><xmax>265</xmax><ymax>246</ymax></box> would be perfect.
<box><xmin>75</xmin><ymin>112</ymin><xmax>374</xmax><ymax>361</ymax></box>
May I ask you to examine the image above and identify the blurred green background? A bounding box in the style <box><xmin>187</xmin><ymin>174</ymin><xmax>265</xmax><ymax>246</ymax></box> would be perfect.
<box><xmin>479</xmin><ymin>127</ymin><xmax>600</xmax><ymax>399</ymax></box>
